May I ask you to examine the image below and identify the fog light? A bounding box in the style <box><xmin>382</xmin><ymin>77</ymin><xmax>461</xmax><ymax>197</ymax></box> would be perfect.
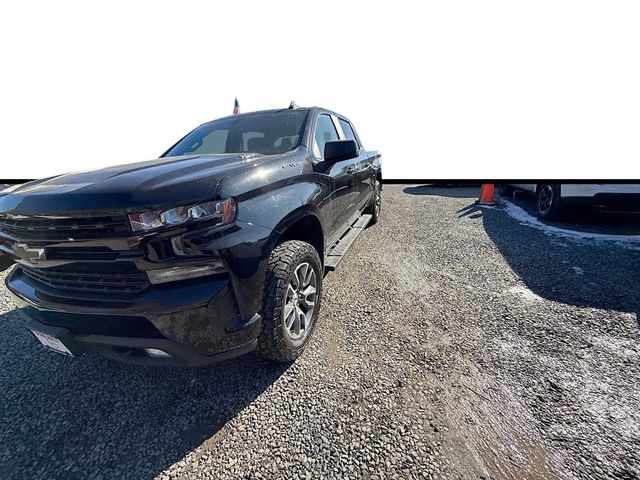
<box><xmin>147</xmin><ymin>265</ymin><xmax>219</xmax><ymax>284</ymax></box>
<box><xmin>143</xmin><ymin>348</ymin><xmax>172</xmax><ymax>358</ymax></box>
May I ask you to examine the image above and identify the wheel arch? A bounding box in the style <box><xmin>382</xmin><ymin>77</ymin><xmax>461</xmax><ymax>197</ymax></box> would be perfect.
<box><xmin>270</xmin><ymin>208</ymin><xmax>325</xmax><ymax>263</ymax></box>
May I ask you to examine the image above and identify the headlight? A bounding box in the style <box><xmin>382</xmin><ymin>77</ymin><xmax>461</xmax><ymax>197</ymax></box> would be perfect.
<box><xmin>128</xmin><ymin>198</ymin><xmax>236</xmax><ymax>232</ymax></box>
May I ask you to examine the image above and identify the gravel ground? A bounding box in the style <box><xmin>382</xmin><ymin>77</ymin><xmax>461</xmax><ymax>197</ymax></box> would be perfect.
<box><xmin>1</xmin><ymin>184</ymin><xmax>639</xmax><ymax>479</ymax></box>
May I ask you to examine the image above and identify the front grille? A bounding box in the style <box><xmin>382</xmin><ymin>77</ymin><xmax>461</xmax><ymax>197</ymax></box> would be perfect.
<box><xmin>46</xmin><ymin>246</ymin><xmax>122</xmax><ymax>261</ymax></box>
<box><xmin>20</xmin><ymin>264</ymin><xmax>150</xmax><ymax>296</ymax></box>
<box><xmin>0</xmin><ymin>214</ymin><xmax>131</xmax><ymax>241</ymax></box>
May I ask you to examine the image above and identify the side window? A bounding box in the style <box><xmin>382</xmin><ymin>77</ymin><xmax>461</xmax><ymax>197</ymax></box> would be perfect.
<box><xmin>338</xmin><ymin>119</ymin><xmax>360</xmax><ymax>149</ymax></box>
<box><xmin>313</xmin><ymin>114</ymin><xmax>339</xmax><ymax>159</ymax></box>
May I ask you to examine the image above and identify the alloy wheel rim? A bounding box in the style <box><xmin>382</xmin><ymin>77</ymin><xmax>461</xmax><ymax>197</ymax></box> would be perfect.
<box><xmin>539</xmin><ymin>185</ymin><xmax>553</xmax><ymax>214</ymax></box>
<box><xmin>283</xmin><ymin>262</ymin><xmax>317</xmax><ymax>341</ymax></box>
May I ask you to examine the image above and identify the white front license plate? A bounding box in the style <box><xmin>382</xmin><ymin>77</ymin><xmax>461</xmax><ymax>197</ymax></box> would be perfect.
<box><xmin>30</xmin><ymin>330</ymin><xmax>73</xmax><ymax>356</ymax></box>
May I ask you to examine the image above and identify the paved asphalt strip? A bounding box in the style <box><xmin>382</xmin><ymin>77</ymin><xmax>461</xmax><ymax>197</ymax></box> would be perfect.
<box><xmin>0</xmin><ymin>185</ymin><xmax>638</xmax><ymax>479</ymax></box>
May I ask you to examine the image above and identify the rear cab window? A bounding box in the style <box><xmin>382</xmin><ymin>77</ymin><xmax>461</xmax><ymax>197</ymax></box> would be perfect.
<box><xmin>338</xmin><ymin>118</ymin><xmax>361</xmax><ymax>150</ymax></box>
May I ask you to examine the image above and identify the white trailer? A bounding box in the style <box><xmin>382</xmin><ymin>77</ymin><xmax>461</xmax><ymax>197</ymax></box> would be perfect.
<box><xmin>503</xmin><ymin>184</ymin><xmax>640</xmax><ymax>218</ymax></box>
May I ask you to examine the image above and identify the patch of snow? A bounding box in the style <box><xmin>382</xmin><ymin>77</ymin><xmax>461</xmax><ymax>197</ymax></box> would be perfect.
<box><xmin>502</xmin><ymin>201</ymin><xmax>640</xmax><ymax>249</ymax></box>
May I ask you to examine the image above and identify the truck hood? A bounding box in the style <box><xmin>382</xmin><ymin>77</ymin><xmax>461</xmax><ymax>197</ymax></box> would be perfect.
<box><xmin>0</xmin><ymin>153</ymin><xmax>266</xmax><ymax>214</ymax></box>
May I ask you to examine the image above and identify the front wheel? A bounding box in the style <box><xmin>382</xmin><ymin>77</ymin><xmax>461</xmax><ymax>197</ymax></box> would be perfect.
<box><xmin>365</xmin><ymin>178</ymin><xmax>381</xmax><ymax>225</ymax></box>
<box><xmin>256</xmin><ymin>240</ymin><xmax>323</xmax><ymax>362</ymax></box>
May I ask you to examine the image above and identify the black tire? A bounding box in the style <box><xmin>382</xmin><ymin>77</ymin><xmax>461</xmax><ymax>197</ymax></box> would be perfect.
<box><xmin>536</xmin><ymin>184</ymin><xmax>562</xmax><ymax>219</ymax></box>
<box><xmin>256</xmin><ymin>240</ymin><xmax>323</xmax><ymax>362</ymax></box>
<box><xmin>365</xmin><ymin>177</ymin><xmax>381</xmax><ymax>225</ymax></box>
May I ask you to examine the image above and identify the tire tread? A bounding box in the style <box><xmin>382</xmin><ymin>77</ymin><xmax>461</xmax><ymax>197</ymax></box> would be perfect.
<box><xmin>256</xmin><ymin>240</ymin><xmax>322</xmax><ymax>362</ymax></box>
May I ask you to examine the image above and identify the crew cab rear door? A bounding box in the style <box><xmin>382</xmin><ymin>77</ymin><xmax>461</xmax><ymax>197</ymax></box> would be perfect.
<box><xmin>312</xmin><ymin>113</ymin><xmax>357</xmax><ymax>240</ymax></box>
<box><xmin>336</xmin><ymin>117</ymin><xmax>371</xmax><ymax>212</ymax></box>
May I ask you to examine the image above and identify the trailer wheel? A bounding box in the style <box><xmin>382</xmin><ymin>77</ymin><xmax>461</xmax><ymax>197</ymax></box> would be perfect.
<box><xmin>536</xmin><ymin>184</ymin><xmax>562</xmax><ymax>219</ymax></box>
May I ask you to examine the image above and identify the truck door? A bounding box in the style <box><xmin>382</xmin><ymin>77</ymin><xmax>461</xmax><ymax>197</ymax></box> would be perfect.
<box><xmin>337</xmin><ymin>118</ymin><xmax>371</xmax><ymax>212</ymax></box>
<box><xmin>312</xmin><ymin>113</ymin><xmax>356</xmax><ymax>241</ymax></box>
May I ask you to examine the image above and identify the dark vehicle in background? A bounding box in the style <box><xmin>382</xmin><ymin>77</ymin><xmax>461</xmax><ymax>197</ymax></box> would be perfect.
<box><xmin>0</xmin><ymin>107</ymin><xmax>382</xmax><ymax>365</ymax></box>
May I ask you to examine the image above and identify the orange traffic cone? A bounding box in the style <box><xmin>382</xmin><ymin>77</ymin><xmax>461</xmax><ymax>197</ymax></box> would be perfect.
<box><xmin>476</xmin><ymin>184</ymin><xmax>496</xmax><ymax>206</ymax></box>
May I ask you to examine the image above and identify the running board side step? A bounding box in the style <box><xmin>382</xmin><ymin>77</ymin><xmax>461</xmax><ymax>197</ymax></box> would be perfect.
<box><xmin>324</xmin><ymin>214</ymin><xmax>372</xmax><ymax>271</ymax></box>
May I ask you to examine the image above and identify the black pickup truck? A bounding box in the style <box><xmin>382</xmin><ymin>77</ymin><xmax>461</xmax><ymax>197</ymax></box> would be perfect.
<box><xmin>0</xmin><ymin>107</ymin><xmax>381</xmax><ymax>366</ymax></box>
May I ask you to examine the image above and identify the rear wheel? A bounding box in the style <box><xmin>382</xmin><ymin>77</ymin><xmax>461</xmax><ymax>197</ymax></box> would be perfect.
<box><xmin>256</xmin><ymin>240</ymin><xmax>322</xmax><ymax>362</ymax></box>
<box><xmin>536</xmin><ymin>184</ymin><xmax>562</xmax><ymax>219</ymax></box>
<box><xmin>365</xmin><ymin>178</ymin><xmax>381</xmax><ymax>225</ymax></box>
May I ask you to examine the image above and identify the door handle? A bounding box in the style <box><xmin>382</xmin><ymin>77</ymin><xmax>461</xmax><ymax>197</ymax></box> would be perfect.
<box><xmin>346</xmin><ymin>166</ymin><xmax>355</xmax><ymax>175</ymax></box>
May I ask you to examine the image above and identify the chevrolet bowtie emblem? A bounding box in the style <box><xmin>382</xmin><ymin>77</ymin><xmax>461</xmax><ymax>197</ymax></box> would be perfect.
<box><xmin>15</xmin><ymin>243</ymin><xmax>47</xmax><ymax>264</ymax></box>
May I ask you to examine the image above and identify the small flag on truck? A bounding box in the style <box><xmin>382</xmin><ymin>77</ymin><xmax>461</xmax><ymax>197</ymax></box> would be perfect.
<box><xmin>233</xmin><ymin>97</ymin><xmax>240</xmax><ymax>115</ymax></box>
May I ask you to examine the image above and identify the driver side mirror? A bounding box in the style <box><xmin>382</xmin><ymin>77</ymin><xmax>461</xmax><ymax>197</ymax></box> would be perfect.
<box><xmin>323</xmin><ymin>140</ymin><xmax>358</xmax><ymax>164</ymax></box>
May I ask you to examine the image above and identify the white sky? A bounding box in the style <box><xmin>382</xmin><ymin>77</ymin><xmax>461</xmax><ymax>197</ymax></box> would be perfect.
<box><xmin>1</xmin><ymin>1</ymin><xmax>639</xmax><ymax>180</ymax></box>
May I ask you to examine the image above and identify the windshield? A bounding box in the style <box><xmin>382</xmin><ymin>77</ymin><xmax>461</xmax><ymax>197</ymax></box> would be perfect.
<box><xmin>163</xmin><ymin>110</ymin><xmax>309</xmax><ymax>157</ymax></box>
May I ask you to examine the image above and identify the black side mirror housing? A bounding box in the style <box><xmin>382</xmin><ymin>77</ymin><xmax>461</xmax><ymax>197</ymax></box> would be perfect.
<box><xmin>323</xmin><ymin>140</ymin><xmax>358</xmax><ymax>164</ymax></box>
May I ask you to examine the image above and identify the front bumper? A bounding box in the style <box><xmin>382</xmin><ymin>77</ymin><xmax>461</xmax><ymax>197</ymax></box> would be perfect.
<box><xmin>7</xmin><ymin>268</ymin><xmax>263</xmax><ymax>366</ymax></box>
<box><xmin>1</xmin><ymin>213</ymin><xmax>276</xmax><ymax>366</ymax></box>
<box><xmin>19</xmin><ymin>312</ymin><xmax>258</xmax><ymax>366</ymax></box>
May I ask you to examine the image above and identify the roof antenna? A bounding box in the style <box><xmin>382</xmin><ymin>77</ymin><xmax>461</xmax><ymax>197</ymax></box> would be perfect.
<box><xmin>288</xmin><ymin>100</ymin><xmax>298</xmax><ymax>109</ymax></box>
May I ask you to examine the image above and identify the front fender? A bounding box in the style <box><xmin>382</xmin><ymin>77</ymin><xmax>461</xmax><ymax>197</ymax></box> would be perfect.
<box><xmin>196</xmin><ymin>180</ymin><xmax>328</xmax><ymax>321</ymax></box>
<box><xmin>235</xmin><ymin>179</ymin><xmax>327</xmax><ymax>232</ymax></box>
